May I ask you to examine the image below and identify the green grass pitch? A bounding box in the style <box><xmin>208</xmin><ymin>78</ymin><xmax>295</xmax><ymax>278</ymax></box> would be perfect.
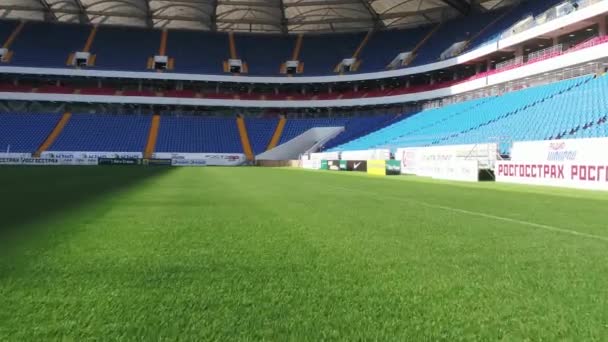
<box><xmin>1</xmin><ymin>166</ymin><xmax>608</xmax><ymax>340</ymax></box>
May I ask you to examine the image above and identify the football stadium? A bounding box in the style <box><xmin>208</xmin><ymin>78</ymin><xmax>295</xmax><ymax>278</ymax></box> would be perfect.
<box><xmin>1</xmin><ymin>0</ymin><xmax>608</xmax><ymax>339</ymax></box>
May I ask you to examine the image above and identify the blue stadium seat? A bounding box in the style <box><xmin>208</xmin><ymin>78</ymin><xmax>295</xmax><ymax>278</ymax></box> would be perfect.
<box><xmin>50</xmin><ymin>114</ymin><xmax>151</xmax><ymax>151</ymax></box>
<box><xmin>0</xmin><ymin>112</ymin><xmax>61</xmax><ymax>153</ymax></box>
<box><xmin>11</xmin><ymin>22</ymin><xmax>89</xmax><ymax>68</ymax></box>
<box><xmin>245</xmin><ymin>117</ymin><xmax>279</xmax><ymax>155</ymax></box>
<box><xmin>155</xmin><ymin>116</ymin><xmax>242</xmax><ymax>153</ymax></box>
<box><xmin>329</xmin><ymin>76</ymin><xmax>597</xmax><ymax>154</ymax></box>
<box><xmin>91</xmin><ymin>26</ymin><xmax>159</xmax><ymax>71</ymax></box>
<box><xmin>167</xmin><ymin>30</ymin><xmax>229</xmax><ymax>74</ymax></box>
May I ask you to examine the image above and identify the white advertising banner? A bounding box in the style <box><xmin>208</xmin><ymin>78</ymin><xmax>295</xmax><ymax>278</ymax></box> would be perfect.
<box><xmin>0</xmin><ymin>157</ymin><xmax>98</xmax><ymax>166</ymax></box>
<box><xmin>340</xmin><ymin>149</ymin><xmax>390</xmax><ymax>161</ymax></box>
<box><xmin>396</xmin><ymin>143</ymin><xmax>497</xmax><ymax>176</ymax></box>
<box><xmin>495</xmin><ymin>161</ymin><xmax>608</xmax><ymax>191</ymax></box>
<box><xmin>302</xmin><ymin>159</ymin><xmax>321</xmax><ymax>170</ymax></box>
<box><xmin>427</xmin><ymin>160</ymin><xmax>480</xmax><ymax>182</ymax></box>
<box><xmin>510</xmin><ymin>137</ymin><xmax>608</xmax><ymax>163</ymax></box>
<box><xmin>310</xmin><ymin>151</ymin><xmax>339</xmax><ymax>161</ymax></box>
<box><xmin>156</xmin><ymin>152</ymin><xmax>246</xmax><ymax>166</ymax></box>
<box><xmin>42</xmin><ymin>151</ymin><xmax>143</xmax><ymax>159</ymax></box>
<box><xmin>171</xmin><ymin>159</ymin><xmax>208</xmax><ymax>166</ymax></box>
<box><xmin>0</xmin><ymin>153</ymin><xmax>31</xmax><ymax>158</ymax></box>
<box><xmin>496</xmin><ymin>138</ymin><xmax>608</xmax><ymax>190</ymax></box>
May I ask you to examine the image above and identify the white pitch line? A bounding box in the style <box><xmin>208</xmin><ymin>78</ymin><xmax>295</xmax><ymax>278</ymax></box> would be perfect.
<box><xmin>329</xmin><ymin>185</ymin><xmax>608</xmax><ymax>243</ymax></box>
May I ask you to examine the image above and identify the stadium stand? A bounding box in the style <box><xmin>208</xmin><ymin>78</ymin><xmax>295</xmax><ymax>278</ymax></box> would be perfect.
<box><xmin>357</xmin><ymin>27</ymin><xmax>428</xmax><ymax>72</ymax></box>
<box><xmin>91</xmin><ymin>26</ymin><xmax>159</xmax><ymax>71</ymax></box>
<box><xmin>235</xmin><ymin>33</ymin><xmax>295</xmax><ymax>75</ymax></box>
<box><xmin>166</xmin><ymin>30</ymin><xmax>228</xmax><ymax>74</ymax></box>
<box><xmin>0</xmin><ymin>112</ymin><xmax>61</xmax><ymax>153</ymax></box>
<box><xmin>329</xmin><ymin>76</ymin><xmax>593</xmax><ymax>154</ymax></box>
<box><xmin>0</xmin><ymin>0</ymin><xmax>600</xmax><ymax>75</ymax></box>
<box><xmin>10</xmin><ymin>22</ymin><xmax>88</xmax><ymax>68</ymax></box>
<box><xmin>0</xmin><ymin>20</ymin><xmax>17</xmax><ymax>48</ymax></box>
<box><xmin>155</xmin><ymin>116</ymin><xmax>243</xmax><ymax>153</ymax></box>
<box><xmin>50</xmin><ymin>114</ymin><xmax>151</xmax><ymax>152</ymax></box>
<box><xmin>245</xmin><ymin>117</ymin><xmax>280</xmax><ymax>154</ymax></box>
<box><xmin>440</xmin><ymin>75</ymin><xmax>608</xmax><ymax>147</ymax></box>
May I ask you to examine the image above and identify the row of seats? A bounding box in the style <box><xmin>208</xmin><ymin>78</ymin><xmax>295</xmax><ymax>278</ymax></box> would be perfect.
<box><xmin>0</xmin><ymin>113</ymin><xmax>391</xmax><ymax>154</ymax></box>
<box><xmin>329</xmin><ymin>75</ymin><xmax>601</xmax><ymax>154</ymax></box>
<box><xmin>0</xmin><ymin>0</ymin><xmax>571</xmax><ymax>76</ymax></box>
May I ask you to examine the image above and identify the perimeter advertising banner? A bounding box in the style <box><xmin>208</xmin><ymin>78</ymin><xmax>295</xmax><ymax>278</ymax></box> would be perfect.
<box><xmin>0</xmin><ymin>157</ymin><xmax>98</xmax><ymax>166</ymax></box>
<box><xmin>301</xmin><ymin>159</ymin><xmax>321</xmax><ymax>170</ymax></box>
<box><xmin>367</xmin><ymin>160</ymin><xmax>386</xmax><ymax>176</ymax></box>
<box><xmin>495</xmin><ymin>137</ymin><xmax>608</xmax><ymax>190</ymax></box>
<box><xmin>154</xmin><ymin>153</ymin><xmax>246</xmax><ymax>166</ymax></box>
<box><xmin>495</xmin><ymin>161</ymin><xmax>608</xmax><ymax>191</ymax></box>
<box><xmin>347</xmin><ymin>161</ymin><xmax>367</xmax><ymax>172</ymax></box>
<box><xmin>385</xmin><ymin>160</ymin><xmax>401</xmax><ymax>175</ymax></box>
<box><xmin>320</xmin><ymin>160</ymin><xmax>329</xmax><ymax>170</ymax></box>
<box><xmin>396</xmin><ymin>143</ymin><xmax>497</xmax><ymax>176</ymax></box>
<box><xmin>339</xmin><ymin>160</ymin><xmax>348</xmax><ymax>171</ymax></box>
<box><xmin>327</xmin><ymin>160</ymin><xmax>341</xmax><ymax>171</ymax></box>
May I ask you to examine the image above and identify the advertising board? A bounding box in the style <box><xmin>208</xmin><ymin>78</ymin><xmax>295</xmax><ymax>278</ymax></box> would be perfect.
<box><xmin>346</xmin><ymin>160</ymin><xmax>367</xmax><ymax>172</ymax></box>
<box><xmin>496</xmin><ymin>138</ymin><xmax>608</xmax><ymax>190</ymax></box>
<box><xmin>367</xmin><ymin>160</ymin><xmax>386</xmax><ymax>176</ymax></box>
<box><xmin>341</xmin><ymin>149</ymin><xmax>390</xmax><ymax>161</ymax></box>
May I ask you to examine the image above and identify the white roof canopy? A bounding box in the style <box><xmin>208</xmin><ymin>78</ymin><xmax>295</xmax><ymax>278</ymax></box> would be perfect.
<box><xmin>0</xmin><ymin>0</ymin><xmax>519</xmax><ymax>33</ymax></box>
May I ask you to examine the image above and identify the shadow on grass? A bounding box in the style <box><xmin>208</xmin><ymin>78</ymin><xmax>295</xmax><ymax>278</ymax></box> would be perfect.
<box><xmin>0</xmin><ymin>166</ymin><xmax>173</xmax><ymax>246</ymax></box>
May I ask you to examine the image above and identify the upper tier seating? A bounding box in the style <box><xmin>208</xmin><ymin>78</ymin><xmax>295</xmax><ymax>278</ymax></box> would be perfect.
<box><xmin>298</xmin><ymin>32</ymin><xmax>365</xmax><ymax>75</ymax></box>
<box><xmin>329</xmin><ymin>75</ymin><xmax>594</xmax><ymax>154</ymax></box>
<box><xmin>10</xmin><ymin>22</ymin><xmax>88</xmax><ymax>68</ymax></box>
<box><xmin>155</xmin><ymin>116</ymin><xmax>243</xmax><ymax>153</ymax></box>
<box><xmin>50</xmin><ymin>114</ymin><xmax>151</xmax><ymax>152</ymax></box>
<box><xmin>92</xmin><ymin>26</ymin><xmax>159</xmax><ymax>71</ymax></box>
<box><xmin>167</xmin><ymin>30</ymin><xmax>228</xmax><ymax>74</ymax></box>
<box><xmin>236</xmin><ymin>33</ymin><xmax>295</xmax><ymax>76</ymax></box>
<box><xmin>468</xmin><ymin>0</ymin><xmax>566</xmax><ymax>49</ymax></box>
<box><xmin>0</xmin><ymin>113</ymin><xmax>61</xmax><ymax>153</ymax></box>
<box><xmin>357</xmin><ymin>27</ymin><xmax>428</xmax><ymax>73</ymax></box>
<box><xmin>0</xmin><ymin>0</ymin><xmax>592</xmax><ymax>75</ymax></box>
<box><xmin>0</xmin><ymin>20</ymin><xmax>17</xmax><ymax>47</ymax></box>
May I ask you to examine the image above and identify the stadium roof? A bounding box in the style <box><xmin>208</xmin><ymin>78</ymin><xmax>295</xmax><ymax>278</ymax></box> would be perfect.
<box><xmin>0</xmin><ymin>0</ymin><xmax>519</xmax><ymax>33</ymax></box>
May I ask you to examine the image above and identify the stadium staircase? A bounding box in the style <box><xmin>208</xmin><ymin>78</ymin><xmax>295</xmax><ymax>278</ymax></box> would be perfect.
<box><xmin>266</xmin><ymin>115</ymin><xmax>286</xmax><ymax>151</ymax></box>
<box><xmin>236</xmin><ymin>115</ymin><xmax>254</xmax><ymax>161</ymax></box>
<box><xmin>34</xmin><ymin>112</ymin><xmax>71</xmax><ymax>157</ymax></box>
<box><xmin>144</xmin><ymin>114</ymin><xmax>160</xmax><ymax>159</ymax></box>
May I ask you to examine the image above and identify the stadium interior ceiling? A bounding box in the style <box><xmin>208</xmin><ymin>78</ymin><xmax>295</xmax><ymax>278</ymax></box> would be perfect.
<box><xmin>0</xmin><ymin>0</ymin><xmax>518</xmax><ymax>33</ymax></box>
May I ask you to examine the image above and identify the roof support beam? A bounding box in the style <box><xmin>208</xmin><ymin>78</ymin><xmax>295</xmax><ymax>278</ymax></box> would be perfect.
<box><xmin>73</xmin><ymin>0</ymin><xmax>90</xmax><ymax>24</ymax></box>
<box><xmin>359</xmin><ymin>0</ymin><xmax>383</xmax><ymax>29</ymax></box>
<box><xmin>210</xmin><ymin>0</ymin><xmax>219</xmax><ymax>31</ymax></box>
<box><xmin>279</xmin><ymin>0</ymin><xmax>288</xmax><ymax>34</ymax></box>
<box><xmin>439</xmin><ymin>0</ymin><xmax>470</xmax><ymax>15</ymax></box>
<box><xmin>142</xmin><ymin>0</ymin><xmax>154</xmax><ymax>28</ymax></box>
<box><xmin>37</xmin><ymin>0</ymin><xmax>58</xmax><ymax>21</ymax></box>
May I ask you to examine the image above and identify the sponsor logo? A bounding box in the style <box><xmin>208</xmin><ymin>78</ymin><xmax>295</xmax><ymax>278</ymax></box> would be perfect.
<box><xmin>354</xmin><ymin>162</ymin><xmax>362</xmax><ymax>169</ymax></box>
<box><xmin>546</xmin><ymin>141</ymin><xmax>577</xmax><ymax>161</ymax></box>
